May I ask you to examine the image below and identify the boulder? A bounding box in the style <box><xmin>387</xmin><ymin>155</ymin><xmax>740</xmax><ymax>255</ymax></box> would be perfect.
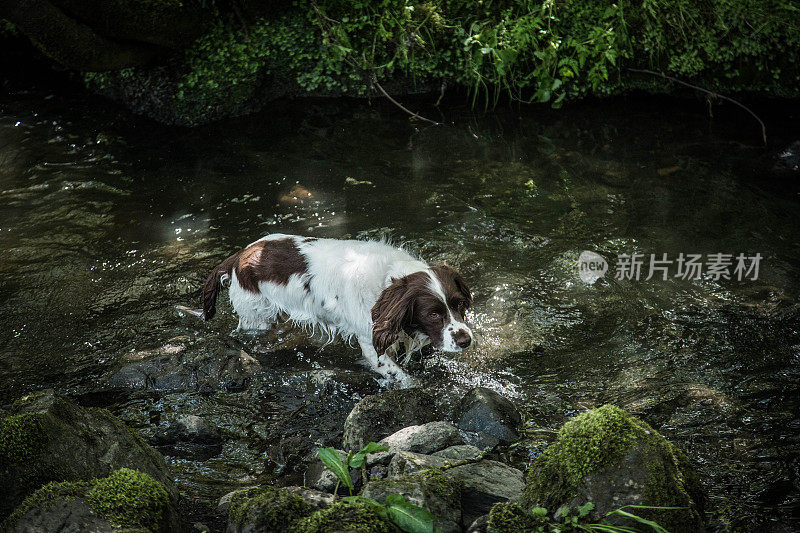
<box><xmin>292</xmin><ymin>499</ymin><xmax>394</xmax><ymax>533</ymax></box>
<box><xmin>386</xmin><ymin>451</ymin><xmax>525</xmax><ymax>526</ymax></box>
<box><xmin>378</xmin><ymin>421</ymin><xmax>463</xmax><ymax>457</ymax></box>
<box><xmin>432</xmin><ymin>445</ymin><xmax>483</xmax><ymax>462</ymax></box>
<box><xmin>454</xmin><ymin>388</ymin><xmax>522</xmax><ymax>449</ymax></box>
<box><xmin>521</xmin><ymin>404</ymin><xmax>706</xmax><ymax>532</ymax></box>
<box><xmin>448</xmin><ymin>460</ymin><xmax>525</xmax><ymax>526</ymax></box>
<box><xmin>225</xmin><ymin>486</ymin><xmax>315</xmax><ymax>533</ymax></box>
<box><xmin>3</xmin><ymin>468</ymin><xmax>180</xmax><ymax>533</ymax></box>
<box><xmin>343</xmin><ymin>388</ymin><xmax>439</xmax><ymax>451</ymax></box>
<box><xmin>284</xmin><ymin>486</ymin><xmax>336</xmax><ymax>510</ymax></box>
<box><xmin>388</xmin><ymin>451</ymin><xmax>448</xmax><ymax>478</ymax></box>
<box><xmin>362</xmin><ymin>471</ymin><xmax>463</xmax><ymax>533</ymax></box>
<box><xmin>151</xmin><ymin>414</ymin><xmax>223</xmax><ymax>460</ymax></box>
<box><xmin>0</xmin><ymin>390</ymin><xmax>176</xmax><ymax>519</ymax></box>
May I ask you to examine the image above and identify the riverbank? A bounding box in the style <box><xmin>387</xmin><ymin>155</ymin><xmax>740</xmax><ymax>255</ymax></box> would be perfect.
<box><xmin>2</xmin><ymin>0</ymin><xmax>800</xmax><ymax>125</ymax></box>
<box><xmin>1</xmin><ymin>390</ymin><xmax>709</xmax><ymax>532</ymax></box>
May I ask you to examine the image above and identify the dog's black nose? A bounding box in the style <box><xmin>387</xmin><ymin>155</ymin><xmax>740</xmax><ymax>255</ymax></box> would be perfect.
<box><xmin>455</xmin><ymin>330</ymin><xmax>471</xmax><ymax>349</ymax></box>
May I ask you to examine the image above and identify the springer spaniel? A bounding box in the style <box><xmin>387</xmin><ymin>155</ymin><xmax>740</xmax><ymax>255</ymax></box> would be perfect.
<box><xmin>187</xmin><ymin>234</ymin><xmax>473</xmax><ymax>385</ymax></box>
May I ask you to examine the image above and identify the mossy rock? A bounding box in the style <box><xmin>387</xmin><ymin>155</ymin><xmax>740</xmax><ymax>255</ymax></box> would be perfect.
<box><xmin>0</xmin><ymin>390</ymin><xmax>175</xmax><ymax>520</ymax></box>
<box><xmin>291</xmin><ymin>500</ymin><xmax>394</xmax><ymax>533</ymax></box>
<box><xmin>521</xmin><ymin>404</ymin><xmax>706</xmax><ymax>532</ymax></box>
<box><xmin>343</xmin><ymin>388</ymin><xmax>439</xmax><ymax>451</ymax></box>
<box><xmin>487</xmin><ymin>502</ymin><xmax>546</xmax><ymax>533</ymax></box>
<box><xmin>361</xmin><ymin>470</ymin><xmax>462</xmax><ymax>533</ymax></box>
<box><xmin>3</xmin><ymin>468</ymin><xmax>180</xmax><ymax>532</ymax></box>
<box><xmin>226</xmin><ymin>485</ymin><xmax>315</xmax><ymax>533</ymax></box>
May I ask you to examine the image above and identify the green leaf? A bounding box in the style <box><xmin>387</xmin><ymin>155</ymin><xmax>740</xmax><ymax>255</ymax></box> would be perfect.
<box><xmin>317</xmin><ymin>448</ymin><xmax>353</xmax><ymax>491</ymax></box>
<box><xmin>349</xmin><ymin>442</ymin><xmax>390</xmax><ymax>468</ymax></box>
<box><xmin>578</xmin><ymin>502</ymin><xmax>595</xmax><ymax>518</ymax></box>
<box><xmin>604</xmin><ymin>509</ymin><xmax>669</xmax><ymax>533</ymax></box>
<box><xmin>385</xmin><ymin>494</ymin><xmax>438</xmax><ymax>533</ymax></box>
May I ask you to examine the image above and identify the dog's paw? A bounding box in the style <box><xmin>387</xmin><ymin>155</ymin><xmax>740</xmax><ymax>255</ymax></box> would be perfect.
<box><xmin>377</xmin><ymin>371</ymin><xmax>419</xmax><ymax>389</ymax></box>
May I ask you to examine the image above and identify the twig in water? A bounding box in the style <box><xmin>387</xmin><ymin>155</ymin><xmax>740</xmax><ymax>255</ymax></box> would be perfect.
<box><xmin>371</xmin><ymin>75</ymin><xmax>440</xmax><ymax>126</ymax></box>
<box><xmin>626</xmin><ymin>68</ymin><xmax>766</xmax><ymax>145</ymax></box>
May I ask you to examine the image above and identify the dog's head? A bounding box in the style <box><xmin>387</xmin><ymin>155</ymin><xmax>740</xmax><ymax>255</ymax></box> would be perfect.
<box><xmin>371</xmin><ymin>265</ymin><xmax>473</xmax><ymax>356</ymax></box>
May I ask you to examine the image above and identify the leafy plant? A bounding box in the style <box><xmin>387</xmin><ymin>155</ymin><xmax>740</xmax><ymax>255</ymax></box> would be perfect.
<box><xmin>489</xmin><ymin>501</ymin><xmax>686</xmax><ymax>532</ymax></box>
<box><xmin>316</xmin><ymin>443</ymin><xmax>440</xmax><ymax>533</ymax></box>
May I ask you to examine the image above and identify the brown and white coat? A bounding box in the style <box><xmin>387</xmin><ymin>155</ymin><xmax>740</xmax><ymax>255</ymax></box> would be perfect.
<box><xmin>197</xmin><ymin>234</ymin><xmax>473</xmax><ymax>385</ymax></box>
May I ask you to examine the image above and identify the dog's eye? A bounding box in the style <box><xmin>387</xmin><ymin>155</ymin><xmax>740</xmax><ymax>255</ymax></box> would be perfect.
<box><xmin>429</xmin><ymin>312</ymin><xmax>440</xmax><ymax>319</ymax></box>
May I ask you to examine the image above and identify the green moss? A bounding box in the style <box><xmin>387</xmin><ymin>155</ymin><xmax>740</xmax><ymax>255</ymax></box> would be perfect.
<box><xmin>488</xmin><ymin>502</ymin><xmax>546</xmax><ymax>533</ymax></box>
<box><xmin>291</xmin><ymin>500</ymin><xmax>393</xmax><ymax>533</ymax></box>
<box><xmin>0</xmin><ymin>413</ymin><xmax>47</xmax><ymax>466</ymax></box>
<box><xmin>522</xmin><ymin>404</ymin><xmax>705</xmax><ymax>531</ymax></box>
<box><xmin>523</xmin><ymin>404</ymin><xmax>644</xmax><ymax>509</ymax></box>
<box><xmin>86</xmin><ymin>468</ymin><xmax>170</xmax><ymax>531</ymax></box>
<box><xmin>227</xmin><ymin>486</ymin><xmax>314</xmax><ymax>529</ymax></box>
<box><xmin>2</xmin><ymin>479</ymin><xmax>92</xmax><ymax>528</ymax></box>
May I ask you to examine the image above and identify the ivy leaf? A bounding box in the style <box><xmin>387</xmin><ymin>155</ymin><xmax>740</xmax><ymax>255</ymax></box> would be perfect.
<box><xmin>317</xmin><ymin>448</ymin><xmax>353</xmax><ymax>491</ymax></box>
<box><xmin>385</xmin><ymin>494</ymin><xmax>439</xmax><ymax>533</ymax></box>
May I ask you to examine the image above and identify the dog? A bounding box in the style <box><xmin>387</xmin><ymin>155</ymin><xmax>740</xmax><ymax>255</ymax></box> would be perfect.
<box><xmin>183</xmin><ymin>234</ymin><xmax>473</xmax><ymax>385</ymax></box>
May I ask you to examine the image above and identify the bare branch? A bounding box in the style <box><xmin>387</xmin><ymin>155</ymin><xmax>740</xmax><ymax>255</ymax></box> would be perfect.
<box><xmin>626</xmin><ymin>68</ymin><xmax>766</xmax><ymax>145</ymax></box>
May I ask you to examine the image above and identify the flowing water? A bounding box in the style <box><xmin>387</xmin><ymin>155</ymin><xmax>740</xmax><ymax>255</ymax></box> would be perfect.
<box><xmin>1</xmin><ymin>79</ymin><xmax>799</xmax><ymax>531</ymax></box>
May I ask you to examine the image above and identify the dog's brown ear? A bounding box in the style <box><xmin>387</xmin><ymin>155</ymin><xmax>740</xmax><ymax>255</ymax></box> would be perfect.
<box><xmin>432</xmin><ymin>264</ymin><xmax>473</xmax><ymax>309</ymax></box>
<box><xmin>452</xmin><ymin>269</ymin><xmax>473</xmax><ymax>309</ymax></box>
<box><xmin>371</xmin><ymin>277</ymin><xmax>414</xmax><ymax>356</ymax></box>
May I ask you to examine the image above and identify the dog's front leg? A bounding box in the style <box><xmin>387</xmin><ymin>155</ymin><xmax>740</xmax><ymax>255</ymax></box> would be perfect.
<box><xmin>357</xmin><ymin>338</ymin><xmax>415</xmax><ymax>388</ymax></box>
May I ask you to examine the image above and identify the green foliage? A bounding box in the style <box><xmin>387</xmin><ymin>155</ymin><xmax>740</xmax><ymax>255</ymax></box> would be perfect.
<box><xmin>0</xmin><ymin>413</ymin><xmax>46</xmax><ymax>466</ymax></box>
<box><xmin>317</xmin><ymin>442</ymin><xmax>389</xmax><ymax>495</ymax></box>
<box><xmin>318</xmin><ymin>447</ymin><xmax>354</xmax><ymax>493</ymax></box>
<box><xmin>227</xmin><ymin>486</ymin><xmax>315</xmax><ymax>529</ymax></box>
<box><xmin>522</xmin><ymin>404</ymin><xmax>648</xmax><ymax>509</ymax></box>
<box><xmin>384</xmin><ymin>493</ymin><xmax>438</xmax><ymax>533</ymax></box>
<box><xmin>86</xmin><ymin>468</ymin><xmax>170</xmax><ymax>531</ymax></box>
<box><xmin>292</xmin><ymin>499</ymin><xmax>394</xmax><ymax>533</ymax></box>
<box><xmin>349</xmin><ymin>441</ymin><xmax>389</xmax><ymax>468</ymax></box>
<box><xmin>521</xmin><ymin>405</ymin><xmax>705</xmax><ymax>532</ymax></box>
<box><xmin>488</xmin><ymin>502</ymin><xmax>683</xmax><ymax>533</ymax></box>
<box><xmin>316</xmin><ymin>444</ymin><xmax>438</xmax><ymax>533</ymax></box>
<box><xmin>169</xmin><ymin>0</ymin><xmax>800</xmax><ymax>123</ymax></box>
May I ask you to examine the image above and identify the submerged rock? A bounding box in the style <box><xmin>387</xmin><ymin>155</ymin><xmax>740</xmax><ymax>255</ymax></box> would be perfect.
<box><xmin>342</xmin><ymin>388</ymin><xmax>439</xmax><ymax>451</ymax></box>
<box><xmin>292</xmin><ymin>499</ymin><xmax>394</xmax><ymax>533</ymax></box>
<box><xmin>362</xmin><ymin>471</ymin><xmax>463</xmax><ymax>533</ymax></box>
<box><xmin>0</xmin><ymin>390</ymin><xmax>175</xmax><ymax>520</ymax></box>
<box><xmin>151</xmin><ymin>414</ymin><xmax>223</xmax><ymax>460</ymax></box>
<box><xmin>4</xmin><ymin>468</ymin><xmax>180</xmax><ymax>533</ymax></box>
<box><xmin>225</xmin><ymin>486</ymin><xmax>315</xmax><ymax>533</ymax></box>
<box><xmin>454</xmin><ymin>387</ymin><xmax>522</xmax><ymax>449</ymax></box>
<box><xmin>521</xmin><ymin>404</ymin><xmax>706</xmax><ymax>532</ymax></box>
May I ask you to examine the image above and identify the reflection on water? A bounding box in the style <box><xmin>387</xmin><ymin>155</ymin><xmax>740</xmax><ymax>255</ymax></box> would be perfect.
<box><xmin>1</xmin><ymin>83</ymin><xmax>799</xmax><ymax>530</ymax></box>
